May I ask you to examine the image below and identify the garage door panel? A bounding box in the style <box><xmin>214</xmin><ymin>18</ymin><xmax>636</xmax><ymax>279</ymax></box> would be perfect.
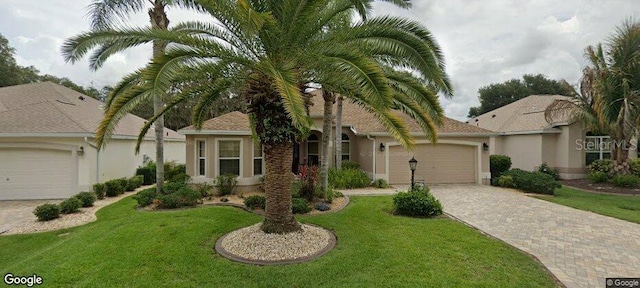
<box><xmin>389</xmin><ymin>144</ymin><xmax>476</xmax><ymax>184</ymax></box>
<box><xmin>0</xmin><ymin>148</ymin><xmax>73</xmax><ymax>200</ymax></box>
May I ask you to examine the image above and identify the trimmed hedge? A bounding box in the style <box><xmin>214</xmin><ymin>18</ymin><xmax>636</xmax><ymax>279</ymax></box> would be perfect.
<box><xmin>33</xmin><ymin>204</ymin><xmax>60</xmax><ymax>221</ymax></box>
<box><xmin>501</xmin><ymin>169</ymin><xmax>561</xmax><ymax>195</ymax></box>
<box><xmin>341</xmin><ymin>160</ymin><xmax>360</xmax><ymax>170</ymax></box>
<box><xmin>133</xmin><ymin>188</ymin><xmax>157</xmax><ymax>207</ymax></box>
<box><xmin>588</xmin><ymin>159</ymin><xmax>613</xmax><ymax>174</ymax></box>
<box><xmin>393</xmin><ymin>187</ymin><xmax>443</xmax><ymax>217</ymax></box>
<box><xmin>538</xmin><ymin>163</ymin><xmax>560</xmax><ymax>180</ymax></box>
<box><xmin>292</xmin><ymin>198</ymin><xmax>311</xmax><ymax>214</ymax></box>
<box><xmin>136</xmin><ymin>166</ymin><xmax>156</xmax><ymax>185</ymax></box>
<box><xmin>104</xmin><ymin>179</ymin><xmax>125</xmax><ymax>197</ymax></box>
<box><xmin>126</xmin><ymin>175</ymin><xmax>144</xmax><ymax>191</ymax></box>
<box><xmin>93</xmin><ymin>183</ymin><xmax>106</xmax><ymax>200</ymax></box>
<box><xmin>74</xmin><ymin>192</ymin><xmax>97</xmax><ymax>207</ymax></box>
<box><xmin>215</xmin><ymin>173</ymin><xmax>237</xmax><ymax>196</ymax></box>
<box><xmin>587</xmin><ymin>171</ymin><xmax>608</xmax><ymax>183</ymax></box>
<box><xmin>244</xmin><ymin>195</ymin><xmax>266</xmax><ymax>210</ymax></box>
<box><xmin>490</xmin><ymin>155</ymin><xmax>512</xmax><ymax>185</ymax></box>
<box><xmin>372</xmin><ymin>179</ymin><xmax>389</xmax><ymax>188</ymax></box>
<box><xmin>59</xmin><ymin>197</ymin><xmax>82</xmax><ymax>214</ymax></box>
<box><xmin>156</xmin><ymin>187</ymin><xmax>201</xmax><ymax>209</ymax></box>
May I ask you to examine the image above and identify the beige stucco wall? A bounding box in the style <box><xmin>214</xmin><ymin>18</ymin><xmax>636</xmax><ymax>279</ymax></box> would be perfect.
<box><xmin>0</xmin><ymin>136</ymin><xmax>185</xmax><ymax>195</ymax></box>
<box><xmin>499</xmin><ymin>134</ymin><xmax>542</xmax><ymax>171</ymax></box>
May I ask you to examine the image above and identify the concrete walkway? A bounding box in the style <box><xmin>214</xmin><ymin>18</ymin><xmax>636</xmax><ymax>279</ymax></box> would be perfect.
<box><xmin>0</xmin><ymin>200</ymin><xmax>56</xmax><ymax>234</ymax></box>
<box><xmin>428</xmin><ymin>185</ymin><xmax>640</xmax><ymax>288</ymax></box>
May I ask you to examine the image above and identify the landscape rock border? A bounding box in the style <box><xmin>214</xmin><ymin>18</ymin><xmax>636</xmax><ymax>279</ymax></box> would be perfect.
<box><xmin>215</xmin><ymin>223</ymin><xmax>337</xmax><ymax>265</ymax></box>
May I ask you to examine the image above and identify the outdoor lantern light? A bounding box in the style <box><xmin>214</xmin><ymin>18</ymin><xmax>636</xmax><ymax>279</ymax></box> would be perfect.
<box><xmin>483</xmin><ymin>142</ymin><xmax>489</xmax><ymax>152</ymax></box>
<box><xmin>379</xmin><ymin>143</ymin><xmax>385</xmax><ymax>152</ymax></box>
<box><xmin>409</xmin><ymin>157</ymin><xmax>418</xmax><ymax>191</ymax></box>
<box><xmin>77</xmin><ymin>146</ymin><xmax>84</xmax><ymax>156</ymax></box>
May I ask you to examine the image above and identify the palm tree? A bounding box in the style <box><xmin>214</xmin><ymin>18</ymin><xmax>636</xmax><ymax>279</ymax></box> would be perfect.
<box><xmin>546</xmin><ymin>19</ymin><xmax>640</xmax><ymax>174</ymax></box>
<box><xmin>85</xmin><ymin>0</ymin><xmax>202</xmax><ymax>193</ymax></box>
<box><xmin>63</xmin><ymin>0</ymin><xmax>451</xmax><ymax>233</ymax></box>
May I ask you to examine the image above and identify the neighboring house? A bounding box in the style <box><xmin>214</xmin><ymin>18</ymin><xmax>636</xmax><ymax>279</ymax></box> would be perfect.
<box><xmin>179</xmin><ymin>91</ymin><xmax>495</xmax><ymax>191</ymax></box>
<box><xmin>0</xmin><ymin>82</ymin><xmax>186</xmax><ymax>200</ymax></box>
<box><xmin>468</xmin><ymin>95</ymin><xmax>636</xmax><ymax>179</ymax></box>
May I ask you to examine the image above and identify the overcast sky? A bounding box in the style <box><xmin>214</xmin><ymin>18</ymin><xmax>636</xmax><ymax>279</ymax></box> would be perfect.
<box><xmin>1</xmin><ymin>1</ymin><xmax>638</xmax><ymax>120</ymax></box>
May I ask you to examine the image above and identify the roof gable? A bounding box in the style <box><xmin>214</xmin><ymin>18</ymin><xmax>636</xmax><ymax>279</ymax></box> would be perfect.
<box><xmin>467</xmin><ymin>95</ymin><xmax>573</xmax><ymax>133</ymax></box>
<box><xmin>0</xmin><ymin>82</ymin><xmax>183</xmax><ymax>139</ymax></box>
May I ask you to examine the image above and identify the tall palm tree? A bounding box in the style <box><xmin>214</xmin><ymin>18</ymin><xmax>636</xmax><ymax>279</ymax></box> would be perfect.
<box><xmin>63</xmin><ymin>0</ymin><xmax>451</xmax><ymax>233</ymax></box>
<box><xmin>546</xmin><ymin>19</ymin><xmax>640</xmax><ymax>174</ymax></box>
<box><xmin>86</xmin><ymin>0</ymin><xmax>202</xmax><ymax>193</ymax></box>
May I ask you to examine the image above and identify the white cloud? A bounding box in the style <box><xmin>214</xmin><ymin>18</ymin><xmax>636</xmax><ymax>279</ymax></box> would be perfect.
<box><xmin>1</xmin><ymin>0</ymin><xmax>639</xmax><ymax>121</ymax></box>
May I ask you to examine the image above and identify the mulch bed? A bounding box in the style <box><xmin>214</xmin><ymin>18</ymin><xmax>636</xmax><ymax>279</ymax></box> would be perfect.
<box><xmin>561</xmin><ymin>179</ymin><xmax>640</xmax><ymax>196</ymax></box>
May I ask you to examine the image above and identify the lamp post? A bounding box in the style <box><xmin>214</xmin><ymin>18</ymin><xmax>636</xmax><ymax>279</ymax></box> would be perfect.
<box><xmin>409</xmin><ymin>157</ymin><xmax>418</xmax><ymax>191</ymax></box>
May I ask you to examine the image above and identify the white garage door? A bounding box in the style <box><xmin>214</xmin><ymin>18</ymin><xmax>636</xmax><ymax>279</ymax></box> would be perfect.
<box><xmin>388</xmin><ymin>144</ymin><xmax>476</xmax><ymax>184</ymax></box>
<box><xmin>0</xmin><ymin>148</ymin><xmax>74</xmax><ymax>200</ymax></box>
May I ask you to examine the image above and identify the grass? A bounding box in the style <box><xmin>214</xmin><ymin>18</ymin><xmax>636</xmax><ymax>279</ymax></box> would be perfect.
<box><xmin>0</xmin><ymin>196</ymin><xmax>559</xmax><ymax>287</ymax></box>
<box><xmin>536</xmin><ymin>187</ymin><xmax>640</xmax><ymax>224</ymax></box>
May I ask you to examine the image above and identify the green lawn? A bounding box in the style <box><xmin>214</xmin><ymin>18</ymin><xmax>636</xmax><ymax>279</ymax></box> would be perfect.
<box><xmin>536</xmin><ymin>187</ymin><xmax>640</xmax><ymax>224</ymax></box>
<box><xmin>0</xmin><ymin>196</ymin><xmax>558</xmax><ymax>287</ymax></box>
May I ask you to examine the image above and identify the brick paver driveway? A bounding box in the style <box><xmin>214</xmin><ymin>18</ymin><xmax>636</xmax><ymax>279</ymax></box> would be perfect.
<box><xmin>0</xmin><ymin>200</ymin><xmax>56</xmax><ymax>234</ymax></box>
<box><xmin>430</xmin><ymin>184</ymin><xmax>640</xmax><ymax>288</ymax></box>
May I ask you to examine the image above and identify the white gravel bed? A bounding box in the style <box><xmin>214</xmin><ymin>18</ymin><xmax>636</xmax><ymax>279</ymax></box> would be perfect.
<box><xmin>218</xmin><ymin>223</ymin><xmax>333</xmax><ymax>262</ymax></box>
<box><xmin>3</xmin><ymin>187</ymin><xmax>148</xmax><ymax>235</ymax></box>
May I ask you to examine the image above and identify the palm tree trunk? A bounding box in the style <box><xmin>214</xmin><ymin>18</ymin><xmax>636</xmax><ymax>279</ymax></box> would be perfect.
<box><xmin>320</xmin><ymin>90</ymin><xmax>334</xmax><ymax>193</ymax></box>
<box><xmin>261</xmin><ymin>141</ymin><xmax>300</xmax><ymax>233</ymax></box>
<box><xmin>335</xmin><ymin>95</ymin><xmax>343</xmax><ymax>168</ymax></box>
<box><xmin>149</xmin><ymin>2</ymin><xmax>169</xmax><ymax>193</ymax></box>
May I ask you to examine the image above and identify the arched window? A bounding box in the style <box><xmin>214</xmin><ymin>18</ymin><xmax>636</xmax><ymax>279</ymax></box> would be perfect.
<box><xmin>341</xmin><ymin>133</ymin><xmax>350</xmax><ymax>161</ymax></box>
<box><xmin>307</xmin><ymin>134</ymin><xmax>319</xmax><ymax>165</ymax></box>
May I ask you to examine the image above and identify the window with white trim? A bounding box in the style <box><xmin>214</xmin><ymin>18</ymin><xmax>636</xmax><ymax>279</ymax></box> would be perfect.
<box><xmin>585</xmin><ymin>135</ymin><xmax>611</xmax><ymax>165</ymax></box>
<box><xmin>196</xmin><ymin>140</ymin><xmax>206</xmax><ymax>176</ymax></box>
<box><xmin>341</xmin><ymin>133</ymin><xmax>350</xmax><ymax>161</ymax></box>
<box><xmin>253</xmin><ymin>142</ymin><xmax>263</xmax><ymax>176</ymax></box>
<box><xmin>307</xmin><ymin>134</ymin><xmax>319</xmax><ymax>166</ymax></box>
<box><xmin>219</xmin><ymin>140</ymin><xmax>241</xmax><ymax>176</ymax></box>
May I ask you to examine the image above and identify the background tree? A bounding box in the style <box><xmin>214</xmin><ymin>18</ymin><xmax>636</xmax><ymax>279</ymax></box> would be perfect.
<box><xmin>546</xmin><ymin>19</ymin><xmax>640</xmax><ymax>174</ymax></box>
<box><xmin>63</xmin><ymin>0</ymin><xmax>451</xmax><ymax>234</ymax></box>
<box><xmin>468</xmin><ymin>74</ymin><xmax>575</xmax><ymax>118</ymax></box>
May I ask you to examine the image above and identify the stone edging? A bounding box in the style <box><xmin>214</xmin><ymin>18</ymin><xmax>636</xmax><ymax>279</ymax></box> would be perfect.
<box><xmin>561</xmin><ymin>184</ymin><xmax>639</xmax><ymax>196</ymax></box>
<box><xmin>201</xmin><ymin>195</ymin><xmax>351</xmax><ymax>216</ymax></box>
<box><xmin>214</xmin><ymin>223</ymin><xmax>337</xmax><ymax>266</ymax></box>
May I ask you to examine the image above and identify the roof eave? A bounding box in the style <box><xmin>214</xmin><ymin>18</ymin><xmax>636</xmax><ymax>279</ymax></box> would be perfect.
<box><xmin>178</xmin><ymin>130</ymin><xmax>252</xmax><ymax>136</ymax></box>
<box><xmin>0</xmin><ymin>132</ymin><xmax>185</xmax><ymax>141</ymax></box>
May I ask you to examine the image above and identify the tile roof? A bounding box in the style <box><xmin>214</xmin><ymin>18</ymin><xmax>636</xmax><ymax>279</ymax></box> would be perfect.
<box><xmin>0</xmin><ymin>82</ymin><xmax>183</xmax><ymax>139</ymax></box>
<box><xmin>182</xmin><ymin>90</ymin><xmax>494</xmax><ymax>135</ymax></box>
<box><xmin>467</xmin><ymin>95</ymin><xmax>573</xmax><ymax>133</ymax></box>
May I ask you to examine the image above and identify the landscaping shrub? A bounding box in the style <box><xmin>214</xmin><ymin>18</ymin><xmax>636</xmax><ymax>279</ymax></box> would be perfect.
<box><xmin>291</xmin><ymin>179</ymin><xmax>302</xmax><ymax>198</ymax></box>
<box><xmin>372</xmin><ymin>178</ymin><xmax>389</xmax><ymax>188</ymax></box>
<box><xmin>538</xmin><ymin>162</ymin><xmax>560</xmax><ymax>180</ymax></box>
<box><xmin>215</xmin><ymin>173</ymin><xmax>238</xmax><ymax>196</ymax></box>
<box><xmin>33</xmin><ymin>204</ymin><xmax>60</xmax><ymax>221</ymax></box>
<box><xmin>93</xmin><ymin>183</ymin><xmax>106</xmax><ymax>200</ymax></box>
<box><xmin>490</xmin><ymin>155</ymin><xmax>512</xmax><ymax>185</ymax></box>
<box><xmin>192</xmin><ymin>183</ymin><xmax>214</xmax><ymax>198</ymax></box>
<box><xmin>502</xmin><ymin>169</ymin><xmax>561</xmax><ymax>195</ymax></box>
<box><xmin>328</xmin><ymin>167</ymin><xmax>370</xmax><ymax>189</ymax></box>
<box><xmin>298</xmin><ymin>165</ymin><xmax>318</xmax><ymax>201</ymax></box>
<box><xmin>135</xmin><ymin>162</ymin><xmax>156</xmax><ymax>185</ymax></box>
<box><xmin>74</xmin><ymin>192</ymin><xmax>97</xmax><ymax>207</ymax></box>
<box><xmin>334</xmin><ymin>191</ymin><xmax>344</xmax><ymax>198</ymax></box>
<box><xmin>314</xmin><ymin>202</ymin><xmax>331</xmax><ymax>211</ymax></box>
<box><xmin>59</xmin><ymin>197</ymin><xmax>82</xmax><ymax>214</ymax></box>
<box><xmin>165</xmin><ymin>162</ymin><xmax>187</xmax><ymax>182</ymax></box>
<box><xmin>104</xmin><ymin>179</ymin><xmax>125</xmax><ymax>197</ymax></box>
<box><xmin>156</xmin><ymin>187</ymin><xmax>201</xmax><ymax>209</ymax></box>
<box><xmin>392</xmin><ymin>187</ymin><xmax>443</xmax><ymax>217</ymax></box>
<box><xmin>133</xmin><ymin>188</ymin><xmax>157</xmax><ymax>207</ymax></box>
<box><xmin>629</xmin><ymin>158</ymin><xmax>640</xmax><ymax>177</ymax></box>
<box><xmin>163</xmin><ymin>181</ymin><xmax>187</xmax><ymax>195</ymax></box>
<box><xmin>244</xmin><ymin>195</ymin><xmax>266</xmax><ymax>210</ymax></box>
<box><xmin>588</xmin><ymin>159</ymin><xmax>613</xmax><ymax>174</ymax></box>
<box><xmin>341</xmin><ymin>160</ymin><xmax>360</xmax><ymax>170</ymax></box>
<box><xmin>497</xmin><ymin>175</ymin><xmax>515</xmax><ymax>188</ymax></box>
<box><xmin>126</xmin><ymin>176</ymin><xmax>144</xmax><ymax>191</ymax></box>
<box><xmin>587</xmin><ymin>171</ymin><xmax>609</xmax><ymax>183</ymax></box>
<box><xmin>611</xmin><ymin>174</ymin><xmax>640</xmax><ymax>187</ymax></box>
<box><xmin>291</xmin><ymin>197</ymin><xmax>311</xmax><ymax>214</ymax></box>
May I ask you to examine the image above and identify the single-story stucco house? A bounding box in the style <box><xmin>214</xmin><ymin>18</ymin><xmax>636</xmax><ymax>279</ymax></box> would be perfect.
<box><xmin>179</xmin><ymin>91</ymin><xmax>496</xmax><ymax>190</ymax></box>
<box><xmin>468</xmin><ymin>95</ymin><xmax>636</xmax><ymax>179</ymax></box>
<box><xmin>0</xmin><ymin>82</ymin><xmax>186</xmax><ymax>200</ymax></box>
